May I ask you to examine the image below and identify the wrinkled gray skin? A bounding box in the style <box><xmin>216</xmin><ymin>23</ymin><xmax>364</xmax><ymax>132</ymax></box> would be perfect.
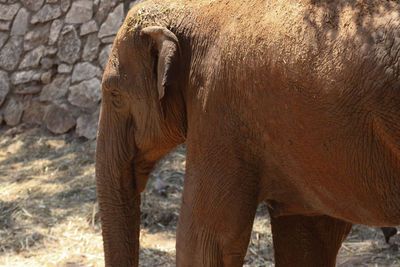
<box><xmin>96</xmin><ymin>0</ymin><xmax>400</xmax><ymax>266</ymax></box>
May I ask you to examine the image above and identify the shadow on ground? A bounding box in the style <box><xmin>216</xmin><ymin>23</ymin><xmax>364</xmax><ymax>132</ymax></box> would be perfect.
<box><xmin>0</xmin><ymin>124</ymin><xmax>399</xmax><ymax>266</ymax></box>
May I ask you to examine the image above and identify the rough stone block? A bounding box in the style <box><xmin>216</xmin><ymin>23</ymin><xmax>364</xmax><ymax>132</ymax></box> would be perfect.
<box><xmin>22</xmin><ymin>99</ymin><xmax>45</xmax><ymax>124</ymax></box>
<box><xmin>65</xmin><ymin>0</ymin><xmax>93</xmax><ymax>24</ymax></box>
<box><xmin>60</xmin><ymin>0</ymin><xmax>71</xmax><ymax>13</ymax></box>
<box><xmin>3</xmin><ymin>97</ymin><xmax>24</xmax><ymax>126</ymax></box>
<box><xmin>98</xmin><ymin>3</ymin><xmax>123</xmax><ymax>38</ymax></box>
<box><xmin>82</xmin><ymin>33</ymin><xmax>100</xmax><ymax>61</ymax></box>
<box><xmin>80</xmin><ymin>20</ymin><xmax>98</xmax><ymax>36</ymax></box>
<box><xmin>24</xmin><ymin>23</ymin><xmax>50</xmax><ymax>51</ymax></box>
<box><xmin>10</xmin><ymin>7</ymin><xmax>29</xmax><ymax>36</ymax></box>
<box><xmin>43</xmin><ymin>104</ymin><xmax>76</xmax><ymax>134</ymax></box>
<box><xmin>0</xmin><ymin>3</ymin><xmax>20</xmax><ymax>20</ymax></box>
<box><xmin>11</xmin><ymin>70</ymin><xmax>42</xmax><ymax>85</ymax></box>
<box><xmin>19</xmin><ymin>45</ymin><xmax>45</xmax><ymax>69</ymax></box>
<box><xmin>40</xmin><ymin>75</ymin><xmax>70</xmax><ymax>103</ymax></box>
<box><xmin>71</xmin><ymin>62</ymin><xmax>102</xmax><ymax>83</ymax></box>
<box><xmin>100</xmin><ymin>36</ymin><xmax>115</xmax><ymax>44</ymax></box>
<box><xmin>40</xmin><ymin>57</ymin><xmax>54</xmax><ymax>69</ymax></box>
<box><xmin>68</xmin><ymin>78</ymin><xmax>101</xmax><ymax>108</ymax></box>
<box><xmin>0</xmin><ymin>36</ymin><xmax>23</xmax><ymax>71</ymax></box>
<box><xmin>21</xmin><ymin>0</ymin><xmax>44</xmax><ymax>12</ymax></box>
<box><xmin>31</xmin><ymin>4</ymin><xmax>62</xmax><ymax>24</ymax></box>
<box><xmin>14</xmin><ymin>85</ymin><xmax>41</xmax><ymax>95</ymax></box>
<box><xmin>57</xmin><ymin>64</ymin><xmax>73</xmax><ymax>73</ymax></box>
<box><xmin>76</xmin><ymin>110</ymin><xmax>99</xmax><ymax>140</ymax></box>
<box><xmin>49</xmin><ymin>19</ymin><xmax>63</xmax><ymax>45</ymax></box>
<box><xmin>96</xmin><ymin>0</ymin><xmax>117</xmax><ymax>24</ymax></box>
<box><xmin>57</xmin><ymin>25</ymin><xmax>81</xmax><ymax>64</ymax></box>
<box><xmin>0</xmin><ymin>70</ymin><xmax>9</xmax><ymax>106</ymax></box>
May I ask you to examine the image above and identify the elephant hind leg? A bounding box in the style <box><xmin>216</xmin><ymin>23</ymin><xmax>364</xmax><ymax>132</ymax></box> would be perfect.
<box><xmin>270</xmin><ymin>213</ymin><xmax>352</xmax><ymax>267</ymax></box>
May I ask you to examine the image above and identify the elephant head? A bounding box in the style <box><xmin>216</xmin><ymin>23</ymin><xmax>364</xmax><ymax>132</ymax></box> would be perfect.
<box><xmin>95</xmin><ymin>23</ymin><xmax>187</xmax><ymax>266</ymax></box>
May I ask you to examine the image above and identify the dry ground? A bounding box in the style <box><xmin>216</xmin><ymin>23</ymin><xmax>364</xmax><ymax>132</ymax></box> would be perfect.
<box><xmin>0</xmin><ymin>124</ymin><xmax>399</xmax><ymax>267</ymax></box>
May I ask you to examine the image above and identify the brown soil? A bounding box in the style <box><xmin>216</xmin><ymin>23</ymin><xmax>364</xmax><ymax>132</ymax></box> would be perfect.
<box><xmin>0</xmin><ymin>124</ymin><xmax>399</xmax><ymax>266</ymax></box>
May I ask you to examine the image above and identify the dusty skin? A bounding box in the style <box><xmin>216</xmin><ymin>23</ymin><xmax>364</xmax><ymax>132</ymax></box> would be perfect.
<box><xmin>97</xmin><ymin>0</ymin><xmax>400</xmax><ymax>266</ymax></box>
<box><xmin>0</xmin><ymin>125</ymin><xmax>400</xmax><ymax>266</ymax></box>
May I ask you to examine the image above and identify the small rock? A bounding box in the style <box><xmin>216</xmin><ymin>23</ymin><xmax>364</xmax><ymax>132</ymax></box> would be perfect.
<box><xmin>0</xmin><ymin>3</ymin><xmax>20</xmax><ymax>20</ymax></box>
<box><xmin>71</xmin><ymin>62</ymin><xmax>102</xmax><ymax>83</ymax></box>
<box><xmin>3</xmin><ymin>97</ymin><xmax>24</xmax><ymax>126</ymax></box>
<box><xmin>0</xmin><ymin>20</ymin><xmax>10</xmax><ymax>31</ymax></box>
<box><xmin>60</xmin><ymin>0</ymin><xmax>70</xmax><ymax>13</ymax></box>
<box><xmin>24</xmin><ymin>23</ymin><xmax>50</xmax><ymax>51</ymax></box>
<box><xmin>82</xmin><ymin>33</ymin><xmax>100</xmax><ymax>61</ymax></box>
<box><xmin>0</xmin><ymin>70</ymin><xmax>10</xmax><ymax>106</ymax></box>
<box><xmin>40</xmin><ymin>75</ymin><xmax>70</xmax><ymax>103</ymax></box>
<box><xmin>65</xmin><ymin>0</ymin><xmax>93</xmax><ymax>24</ymax></box>
<box><xmin>0</xmin><ymin>32</ymin><xmax>7</xmax><ymax>49</ymax></box>
<box><xmin>48</xmin><ymin>19</ymin><xmax>63</xmax><ymax>45</ymax></box>
<box><xmin>41</xmin><ymin>71</ymin><xmax>52</xmax><ymax>84</ymax></box>
<box><xmin>99</xmin><ymin>44</ymin><xmax>112</xmax><ymax>69</ymax></box>
<box><xmin>76</xmin><ymin>111</ymin><xmax>99</xmax><ymax>139</ymax></box>
<box><xmin>101</xmin><ymin>36</ymin><xmax>115</xmax><ymax>44</ymax></box>
<box><xmin>98</xmin><ymin>3</ymin><xmax>124</xmax><ymax>38</ymax></box>
<box><xmin>21</xmin><ymin>0</ymin><xmax>44</xmax><ymax>11</ymax></box>
<box><xmin>0</xmin><ymin>36</ymin><xmax>23</xmax><ymax>71</ymax></box>
<box><xmin>46</xmin><ymin>0</ymin><xmax>58</xmax><ymax>3</ymax></box>
<box><xmin>14</xmin><ymin>85</ymin><xmax>41</xmax><ymax>94</ymax></box>
<box><xmin>31</xmin><ymin>4</ymin><xmax>61</xmax><ymax>24</ymax></box>
<box><xmin>57</xmin><ymin>25</ymin><xmax>81</xmax><ymax>64</ymax></box>
<box><xmin>10</xmin><ymin>7</ymin><xmax>29</xmax><ymax>36</ymax></box>
<box><xmin>43</xmin><ymin>104</ymin><xmax>76</xmax><ymax>134</ymax></box>
<box><xmin>11</xmin><ymin>70</ymin><xmax>41</xmax><ymax>85</ymax></box>
<box><xmin>19</xmin><ymin>45</ymin><xmax>45</xmax><ymax>69</ymax></box>
<box><xmin>80</xmin><ymin>20</ymin><xmax>98</xmax><ymax>36</ymax></box>
<box><xmin>22</xmin><ymin>99</ymin><xmax>44</xmax><ymax>124</ymax></box>
<box><xmin>57</xmin><ymin>64</ymin><xmax>72</xmax><ymax>73</ymax></box>
<box><xmin>68</xmin><ymin>78</ymin><xmax>101</xmax><ymax>108</ymax></box>
<box><xmin>40</xmin><ymin>57</ymin><xmax>54</xmax><ymax>69</ymax></box>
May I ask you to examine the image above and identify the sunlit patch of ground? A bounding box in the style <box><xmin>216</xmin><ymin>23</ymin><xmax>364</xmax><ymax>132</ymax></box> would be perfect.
<box><xmin>0</xmin><ymin>125</ymin><xmax>399</xmax><ymax>266</ymax></box>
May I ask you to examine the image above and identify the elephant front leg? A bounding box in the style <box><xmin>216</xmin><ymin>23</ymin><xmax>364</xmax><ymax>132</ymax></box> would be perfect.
<box><xmin>270</xmin><ymin>214</ymin><xmax>352</xmax><ymax>267</ymax></box>
<box><xmin>176</xmin><ymin>147</ymin><xmax>260</xmax><ymax>266</ymax></box>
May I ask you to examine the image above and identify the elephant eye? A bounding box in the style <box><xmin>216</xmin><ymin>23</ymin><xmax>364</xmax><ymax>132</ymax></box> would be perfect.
<box><xmin>109</xmin><ymin>91</ymin><xmax>124</xmax><ymax>109</ymax></box>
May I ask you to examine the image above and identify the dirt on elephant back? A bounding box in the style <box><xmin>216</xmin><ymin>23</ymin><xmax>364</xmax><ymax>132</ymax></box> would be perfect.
<box><xmin>0</xmin><ymin>124</ymin><xmax>399</xmax><ymax>267</ymax></box>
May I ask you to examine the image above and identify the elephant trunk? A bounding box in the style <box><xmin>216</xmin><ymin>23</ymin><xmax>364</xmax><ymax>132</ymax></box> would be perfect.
<box><xmin>95</xmin><ymin>106</ymin><xmax>141</xmax><ymax>267</ymax></box>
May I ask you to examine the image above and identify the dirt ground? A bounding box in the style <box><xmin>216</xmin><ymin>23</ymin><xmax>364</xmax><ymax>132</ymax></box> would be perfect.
<box><xmin>0</xmin><ymin>124</ymin><xmax>399</xmax><ymax>267</ymax></box>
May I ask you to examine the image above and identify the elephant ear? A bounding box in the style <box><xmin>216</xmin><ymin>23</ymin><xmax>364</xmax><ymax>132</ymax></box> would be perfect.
<box><xmin>141</xmin><ymin>26</ymin><xmax>180</xmax><ymax>100</ymax></box>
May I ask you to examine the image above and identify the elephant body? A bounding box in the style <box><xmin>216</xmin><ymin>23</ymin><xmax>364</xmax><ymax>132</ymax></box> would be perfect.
<box><xmin>96</xmin><ymin>0</ymin><xmax>400</xmax><ymax>266</ymax></box>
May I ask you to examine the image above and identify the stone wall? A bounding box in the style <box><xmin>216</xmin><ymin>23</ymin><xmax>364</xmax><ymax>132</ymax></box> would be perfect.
<box><xmin>0</xmin><ymin>0</ymin><xmax>142</xmax><ymax>139</ymax></box>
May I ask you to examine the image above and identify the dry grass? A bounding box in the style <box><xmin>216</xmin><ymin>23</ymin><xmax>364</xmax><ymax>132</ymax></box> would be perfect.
<box><xmin>0</xmin><ymin>124</ymin><xmax>399</xmax><ymax>266</ymax></box>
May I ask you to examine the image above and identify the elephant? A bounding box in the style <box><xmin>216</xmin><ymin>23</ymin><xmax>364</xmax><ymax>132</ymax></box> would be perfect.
<box><xmin>95</xmin><ymin>0</ymin><xmax>400</xmax><ymax>266</ymax></box>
